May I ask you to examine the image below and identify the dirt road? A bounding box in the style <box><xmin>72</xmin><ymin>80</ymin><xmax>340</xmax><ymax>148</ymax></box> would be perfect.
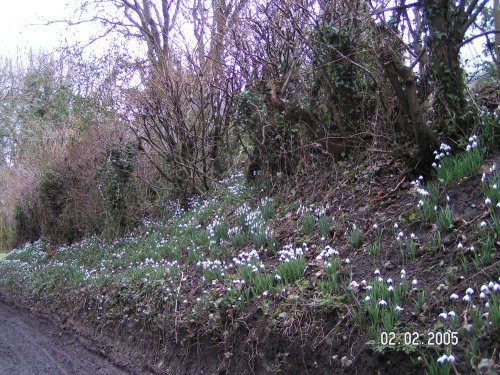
<box><xmin>0</xmin><ymin>300</ymin><xmax>129</xmax><ymax>375</ymax></box>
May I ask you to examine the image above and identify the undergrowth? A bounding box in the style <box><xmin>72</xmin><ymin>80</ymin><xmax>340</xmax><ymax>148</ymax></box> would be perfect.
<box><xmin>1</xmin><ymin>133</ymin><xmax>499</xmax><ymax>374</ymax></box>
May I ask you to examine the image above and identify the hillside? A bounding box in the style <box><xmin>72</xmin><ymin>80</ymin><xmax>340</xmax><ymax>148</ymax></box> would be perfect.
<box><xmin>1</xmin><ymin>135</ymin><xmax>499</xmax><ymax>374</ymax></box>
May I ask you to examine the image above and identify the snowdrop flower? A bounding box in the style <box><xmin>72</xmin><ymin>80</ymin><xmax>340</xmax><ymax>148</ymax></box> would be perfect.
<box><xmin>480</xmin><ymin>292</ymin><xmax>486</xmax><ymax>300</ymax></box>
<box><xmin>378</xmin><ymin>300</ymin><xmax>387</xmax><ymax>308</ymax></box>
<box><xmin>275</xmin><ymin>274</ymin><xmax>282</xmax><ymax>281</ymax></box>
<box><xmin>412</xmin><ymin>279</ymin><xmax>418</xmax><ymax>288</ymax></box>
<box><xmin>372</xmin><ymin>223</ymin><xmax>378</xmax><ymax>230</ymax></box>
<box><xmin>378</xmin><ymin>277</ymin><xmax>384</xmax><ymax>283</ymax></box>
<box><xmin>262</xmin><ymin>291</ymin><xmax>268</xmax><ymax>297</ymax></box>
<box><xmin>497</xmin><ymin>202</ymin><xmax>500</xmax><ymax>208</ymax></box>
<box><xmin>437</xmin><ymin>354</ymin><xmax>448</xmax><ymax>365</ymax></box>
<box><xmin>485</xmin><ymin>302</ymin><xmax>490</xmax><ymax>309</ymax></box>
<box><xmin>490</xmin><ymin>163</ymin><xmax>496</xmax><ymax>172</ymax></box>
<box><xmin>366</xmin><ymin>285</ymin><xmax>373</xmax><ymax>291</ymax></box>
<box><xmin>481</xmin><ymin>173</ymin><xmax>487</xmax><ymax>183</ymax></box>
<box><xmin>457</xmin><ymin>243</ymin><xmax>464</xmax><ymax>250</ymax></box>
<box><xmin>374</xmin><ymin>269</ymin><xmax>381</xmax><ymax>276</ymax></box>
<box><xmin>410</xmin><ymin>233</ymin><xmax>416</xmax><ymax>240</ymax></box>
<box><xmin>465</xmin><ymin>287</ymin><xmax>474</xmax><ymax>295</ymax></box>
<box><xmin>432</xmin><ymin>162</ymin><xmax>437</xmax><ymax>168</ymax></box>
<box><xmin>494</xmin><ymin>283</ymin><xmax>500</xmax><ymax>293</ymax></box>
<box><xmin>388</xmin><ymin>286</ymin><xmax>394</xmax><ymax>293</ymax></box>
<box><xmin>438</xmin><ymin>312</ymin><xmax>448</xmax><ymax>321</ymax></box>
<box><xmin>488</xmin><ymin>281</ymin><xmax>495</xmax><ymax>289</ymax></box>
<box><xmin>416</xmin><ymin>188</ymin><xmax>429</xmax><ymax>196</ymax></box>
<box><xmin>400</xmin><ymin>269</ymin><xmax>406</xmax><ymax>279</ymax></box>
<box><xmin>394</xmin><ymin>223</ymin><xmax>399</xmax><ymax>229</ymax></box>
<box><xmin>480</xmin><ymin>285</ymin><xmax>489</xmax><ymax>293</ymax></box>
<box><xmin>463</xmin><ymin>295</ymin><xmax>471</xmax><ymax>303</ymax></box>
<box><xmin>448</xmin><ymin>311</ymin><xmax>456</xmax><ymax>318</ymax></box>
<box><xmin>387</xmin><ymin>278</ymin><xmax>393</xmax><ymax>284</ymax></box>
<box><xmin>448</xmin><ymin>355</ymin><xmax>456</xmax><ymax>363</ymax></box>
<box><xmin>450</xmin><ymin>293</ymin><xmax>459</xmax><ymax>301</ymax></box>
<box><xmin>364</xmin><ymin>296</ymin><xmax>371</xmax><ymax>302</ymax></box>
<box><xmin>344</xmin><ymin>258</ymin><xmax>351</xmax><ymax>264</ymax></box>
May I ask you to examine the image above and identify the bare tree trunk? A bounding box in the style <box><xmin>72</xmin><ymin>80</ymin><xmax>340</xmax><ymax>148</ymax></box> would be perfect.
<box><xmin>379</xmin><ymin>40</ymin><xmax>438</xmax><ymax>171</ymax></box>
<box><xmin>495</xmin><ymin>0</ymin><xmax>500</xmax><ymax>79</ymax></box>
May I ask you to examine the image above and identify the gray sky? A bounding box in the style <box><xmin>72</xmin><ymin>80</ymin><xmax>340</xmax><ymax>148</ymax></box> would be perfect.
<box><xmin>0</xmin><ymin>0</ymin><xmax>69</xmax><ymax>56</ymax></box>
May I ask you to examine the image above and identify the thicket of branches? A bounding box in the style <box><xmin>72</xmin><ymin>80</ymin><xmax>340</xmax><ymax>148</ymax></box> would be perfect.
<box><xmin>0</xmin><ymin>0</ymin><xmax>498</xmax><ymax>247</ymax></box>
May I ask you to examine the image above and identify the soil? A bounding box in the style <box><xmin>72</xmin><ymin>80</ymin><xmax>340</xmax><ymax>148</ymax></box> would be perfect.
<box><xmin>0</xmin><ymin>299</ymin><xmax>131</xmax><ymax>375</ymax></box>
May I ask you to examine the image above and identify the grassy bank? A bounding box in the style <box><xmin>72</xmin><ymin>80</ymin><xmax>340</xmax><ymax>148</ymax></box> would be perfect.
<box><xmin>0</xmin><ymin>137</ymin><xmax>499</xmax><ymax>374</ymax></box>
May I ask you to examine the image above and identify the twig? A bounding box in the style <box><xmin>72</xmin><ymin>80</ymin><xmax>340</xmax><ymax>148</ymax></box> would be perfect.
<box><xmin>375</xmin><ymin>176</ymin><xmax>407</xmax><ymax>202</ymax></box>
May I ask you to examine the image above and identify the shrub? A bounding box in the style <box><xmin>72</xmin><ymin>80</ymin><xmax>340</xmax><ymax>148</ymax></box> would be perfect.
<box><xmin>96</xmin><ymin>141</ymin><xmax>139</xmax><ymax>236</ymax></box>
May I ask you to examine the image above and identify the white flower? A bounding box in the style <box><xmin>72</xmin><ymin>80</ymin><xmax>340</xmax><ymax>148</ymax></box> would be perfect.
<box><xmin>395</xmin><ymin>305</ymin><xmax>403</xmax><ymax>312</ymax></box>
<box><xmin>372</xmin><ymin>223</ymin><xmax>378</xmax><ymax>230</ymax></box>
<box><xmin>374</xmin><ymin>269</ymin><xmax>381</xmax><ymax>276</ymax></box>
<box><xmin>262</xmin><ymin>291</ymin><xmax>268</xmax><ymax>297</ymax></box>
<box><xmin>450</xmin><ymin>293</ymin><xmax>459</xmax><ymax>301</ymax></box>
<box><xmin>480</xmin><ymin>285</ymin><xmax>489</xmax><ymax>292</ymax></box>
<box><xmin>437</xmin><ymin>354</ymin><xmax>448</xmax><ymax>365</ymax></box>
<box><xmin>463</xmin><ymin>295</ymin><xmax>470</xmax><ymax>303</ymax></box>
<box><xmin>485</xmin><ymin>198</ymin><xmax>492</xmax><ymax>205</ymax></box>
<box><xmin>485</xmin><ymin>302</ymin><xmax>490</xmax><ymax>309</ymax></box>
<box><xmin>438</xmin><ymin>312</ymin><xmax>448</xmax><ymax>321</ymax></box>
<box><xmin>465</xmin><ymin>287</ymin><xmax>474</xmax><ymax>295</ymax></box>
<box><xmin>494</xmin><ymin>283</ymin><xmax>500</xmax><ymax>293</ymax></box>
<box><xmin>448</xmin><ymin>354</ymin><xmax>456</xmax><ymax>363</ymax></box>
<box><xmin>410</xmin><ymin>233</ymin><xmax>416</xmax><ymax>240</ymax></box>
<box><xmin>364</xmin><ymin>296</ymin><xmax>371</xmax><ymax>302</ymax></box>
<box><xmin>416</xmin><ymin>188</ymin><xmax>429</xmax><ymax>196</ymax></box>
<box><xmin>388</xmin><ymin>286</ymin><xmax>394</xmax><ymax>293</ymax></box>
<box><xmin>412</xmin><ymin>279</ymin><xmax>418</xmax><ymax>287</ymax></box>
<box><xmin>344</xmin><ymin>258</ymin><xmax>351</xmax><ymax>264</ymax></box>
<box><xmin>447</xmin><ymin>311</ymin><xmax>456</xmax><ymax>318</ymax></box>
<box><xmin>400</xmin><ymin>269</ymin><xmax>406</xmax><ymax>278</ymax></box>
<box><xmin>480</xmin><ymin>292</ymin><xmax>486</xmax><ymax>299</ymax></box>
<box><xmin>378</xmin><ymin>300</ymin><xmax>387</xmax><ymax>308</ymax></box>
<box><xmin>457</xmin><ymin>243</ymin><xmax>464</xmax><ymax>250</ymax></box>
<box><xmin>275</xmin><ymin>274</ymin><xmax>282</xmax><ymax>281</ymax></box>
<box><xmin>387</xmin><ymin>278</ymin><xmax>393</xmax><ymax>284</ymax></box>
